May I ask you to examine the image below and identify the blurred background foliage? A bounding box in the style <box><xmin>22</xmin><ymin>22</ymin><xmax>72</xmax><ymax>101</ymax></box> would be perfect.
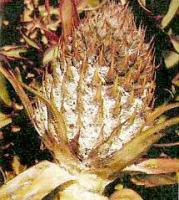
<box><xmin>0</xmin><ymin>0</ymin><xmax>178</xmax><ymax>199</ymax></box>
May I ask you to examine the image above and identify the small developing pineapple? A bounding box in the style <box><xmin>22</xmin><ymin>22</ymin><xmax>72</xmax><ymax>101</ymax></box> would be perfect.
<box><xmin>36</xmin><ymin>3</ymin><xmax>155</xmax><ymax>162</ymax></box>
<box><xmin>32</xmin><ymin>1</ymin><xmax>155</xmax><ymax>199</ymax></box>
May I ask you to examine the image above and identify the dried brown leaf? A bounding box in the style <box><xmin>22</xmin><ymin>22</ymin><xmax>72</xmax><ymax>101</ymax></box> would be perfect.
<box><xmin>124</xmin><ymin>158</ymin><xmax>179</xmax><ymax>174</ymax></box>
<box><xmin>131</xmin><ymin>174</ymin><xmax>177</xmax><ymax>187</ymax></box>
<box><xmin>60</xmin><ymin>0</ymin><xmax>79</xmax><ymax>38</ymax></box>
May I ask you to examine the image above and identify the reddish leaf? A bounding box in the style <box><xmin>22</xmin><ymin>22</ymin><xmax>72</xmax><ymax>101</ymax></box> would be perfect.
<box><xmin>0</xmin><ymin>0</ymin><xmax>12</xmax><ymax>5</ymax></box>
<box><xmin>44</xmin><ymin>30</ymin><xmax>60</xmax><ymax>44</ymax></box>
<box><xmin>59</xmin><ymin>0</ymin><xmax>79</xmax><ymax>39</ymax></box>
<box><xmin>0</xmin><ymin>0</ymin><xmax>11</xmax><ymax>11</ymax></box>
<box><xmin>153</xmin><ymin>15</ymin><xmax>163</xmax><ymax>21</ymax></box>
<box><xmin>69</xmin><ymin>131</ymin><xmax>80</xmax><ymax>156</ymax></box>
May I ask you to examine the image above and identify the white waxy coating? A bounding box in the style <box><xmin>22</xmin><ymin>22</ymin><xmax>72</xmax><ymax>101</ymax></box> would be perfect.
<box><xmin>35</xmin><ymin>56</ymin><xmax>146</xmax><ymax>159</ymax></box>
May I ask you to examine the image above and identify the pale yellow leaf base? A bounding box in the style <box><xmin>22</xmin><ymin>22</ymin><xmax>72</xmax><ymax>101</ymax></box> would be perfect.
<box><xmin>0</xmin><ymin>161</ymin><xmax>108</xmax><ymax>200</ymax></box>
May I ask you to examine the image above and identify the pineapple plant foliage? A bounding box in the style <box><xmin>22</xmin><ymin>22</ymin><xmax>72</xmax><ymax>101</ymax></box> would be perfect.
<box><xmin>0</xmin><ymin>0</ymin><xmax>179</xmax><ymax>199</ymax></box>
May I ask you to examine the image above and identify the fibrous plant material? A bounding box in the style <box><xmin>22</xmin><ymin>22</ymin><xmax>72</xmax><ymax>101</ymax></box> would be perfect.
<box><xmin>0</xmin><ymin>1</ymin><xmax>179</xmax><ymax>200</ymax></box>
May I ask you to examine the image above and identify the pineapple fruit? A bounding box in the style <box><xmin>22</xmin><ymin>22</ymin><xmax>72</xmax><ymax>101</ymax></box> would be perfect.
<box><xmin>35</xmin><ymin>0</ymin><xmax>155</xmax><ymax>175</ymax></box>
<box><xmin>0</xmin><ymin>1</ymin><xmax>179</xmax><ymax>200</ymax></box>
